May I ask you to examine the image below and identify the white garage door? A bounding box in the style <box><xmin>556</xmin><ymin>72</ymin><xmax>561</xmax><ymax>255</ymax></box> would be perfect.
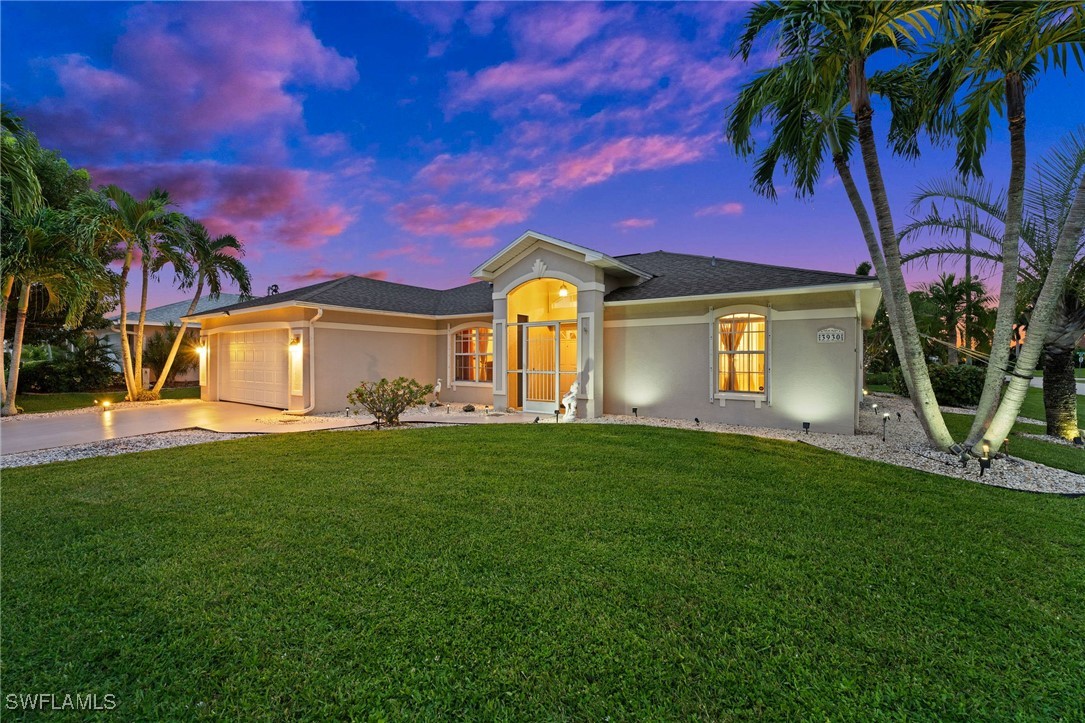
<box><xmin>219</xmin><ymin>330</ymin><xmax>289</xmax><ymax>408</ymax></box>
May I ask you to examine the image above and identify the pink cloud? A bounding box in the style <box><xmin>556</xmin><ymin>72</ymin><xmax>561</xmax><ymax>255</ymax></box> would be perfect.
<box><xmin>389</xmin><ymin>199</ymin><xmax>527</xmax><ymax>237</ymax></box>
<box><xmin>456</xmin><ymin>235</ymin><xmax>499</xmax><ymax>249</ymax></box>
<box><xmin>88</xmin><ymin>161</ymin><xmax>353</xmax><ymax>250</ymax></box>
<box><xmin>695</xmin><ymin>202</ymin><xmax>745</xmax><ymax>217</ymax></box>
<box><xmin>614</xmin><ymin>217</ymin><xmax>656</xmax><ymax>230</ymax></box>
<box><xmin>552</xmin><ymin>135</ymin><xmax>712</xmax><ymax>190</ymax></box>
<box><xmin>29</xmin><ymin>3</ymin><xmax>357</xmax><ymax>161</ymax></box>
<box><xmin>371</xmin><ymin>243</ymin><xmax>442</xmax><ymax>266</ymax></box>
<box><xmin>306</xmin><ymin>132</ymin><xmax>352</xmax><ymax>156</ymax></box>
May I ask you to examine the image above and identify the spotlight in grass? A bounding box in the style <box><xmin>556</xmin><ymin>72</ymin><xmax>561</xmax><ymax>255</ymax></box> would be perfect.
<box><xmin>533</xmin><ymin>416</ymin><xmax>540</xmax><ymax>424</ymax></box>
<box><xmin>979</xmin><ymin>439</ymin><xmax>992</xmax><ymax>477</ymax></box>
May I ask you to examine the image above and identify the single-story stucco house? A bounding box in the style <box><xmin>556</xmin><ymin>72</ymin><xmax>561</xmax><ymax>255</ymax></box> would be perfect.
<box><xmin>97</xmin><ymin>294</ymin><xmax>244</xmax><ymax>384</ymax></box>
<box><xmin>185</xmin><ymin>231</ymin><xmax>881</xmax><ymax>434</ymax></box>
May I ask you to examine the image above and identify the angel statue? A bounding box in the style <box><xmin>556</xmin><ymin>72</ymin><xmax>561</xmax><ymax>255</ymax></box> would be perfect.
<box><xmin>561</xmin><ymin>381</ymin><xmax>579</xmax><ymax>422</ymax></box>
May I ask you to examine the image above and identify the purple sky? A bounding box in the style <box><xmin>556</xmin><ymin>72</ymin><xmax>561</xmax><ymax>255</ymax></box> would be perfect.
<box><xmin>3</xmin><ymin>2</ymin><xmax>1083</xmax><ymax>308</ymax></box>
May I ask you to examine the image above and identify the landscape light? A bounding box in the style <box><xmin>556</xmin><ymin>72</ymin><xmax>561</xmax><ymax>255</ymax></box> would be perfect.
<box><xmin>1073</xmin><ymin>436</ymin><xmax>1084</xmax><ymax>447</ymax></box>
<box><xmin>802</xmin><ymin>421</ymin><xmax>811</xmax><ymax>434</ymax></box>
<box><xmin>882</xmin><ymin>412</ymin><xmax>890</xmax><ymax>442</ymax></box>
<box><xmin>979</xmin><ymin>440</ymin><xmax>992</xmax><ymax>476</ymax></box>
<box><xmin>871</xmin><ymin>403</ymin><xmax>878</xmax><ymax>415</ymax></box>
<box><xmin>555</xmin><ymin>409</ymin><xmax>561</xmax><ymax>424</ymax></box>
<box><xmin>102</xmin><ymin>401</ymin><xmax>111</xmax><ymax>410</ymax></box>
<box><xmin>632</xmin><ymin>407</ymin><xmax>638</xmax><ymax>418</ymax></box>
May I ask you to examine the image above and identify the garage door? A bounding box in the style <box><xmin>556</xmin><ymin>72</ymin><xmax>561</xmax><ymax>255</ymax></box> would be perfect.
<box><xmin>219</xmin><ymin>330</ymin><xmax>289</xmax><ymax>408</ymax></box>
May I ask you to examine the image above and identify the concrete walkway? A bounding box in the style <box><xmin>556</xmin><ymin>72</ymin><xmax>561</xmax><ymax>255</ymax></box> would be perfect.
<box><xmin>0</xmin><ymin>400</ymin><xmax>546</xmax><ymax>456</ymax></box>
<box><xmin>0</xmin><ymin>400</ymin><xmax>364</xmax><ymax>455</ymax></box>
<box><xmin>1027</xmin><ymin>376</ymin><xmax>1085</xmax><ymax>395</ymax></box>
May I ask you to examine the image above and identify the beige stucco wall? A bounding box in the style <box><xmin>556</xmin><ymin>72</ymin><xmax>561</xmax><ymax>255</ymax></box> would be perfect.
<box><xmin>435</xmin><ymin>317</ymin><xmax>496</xmax><ymax>406</ymax></box>
<box><xmin>603</xmin><ymin>305</ymin><xmax>863</xmax><ymax>435</ymax></box>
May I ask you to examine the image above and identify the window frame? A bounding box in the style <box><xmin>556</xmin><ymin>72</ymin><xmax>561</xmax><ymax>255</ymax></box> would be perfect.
<box><xmin>450</xmin><ymin>324</ymin><xmax>494</xmax><ymax>387</ymax></box>
<box><xmin>713</xmin><ymin>306</ymin><xmax>769</xmax><ymax>404</ymax></box>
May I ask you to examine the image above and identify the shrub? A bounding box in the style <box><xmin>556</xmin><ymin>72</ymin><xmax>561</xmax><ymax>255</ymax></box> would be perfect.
<box><xmin>347</xmin><ymin>377</ymin><xmax>434</xmax><ymax>426</ymax></box>
<box><xmin>890</xmin><ymin>364</ymin><xmax>986</xmax><ymax>407</ymax></box>
<box><xmin>18</xmin><ymin>337</ymin><xmax>120</xmax><ymax>393</ymax></box>
<box><xmin>144</xmin><ymin>322</ymin><xmax>198</xmax><ymax>387</ymax></box>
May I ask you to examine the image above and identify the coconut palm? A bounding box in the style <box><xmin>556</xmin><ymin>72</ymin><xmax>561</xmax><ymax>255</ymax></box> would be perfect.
<box><xmin>149</xmin><ymin>220</ymin><xmax>252</xmax><ymax>395</ymax></box>
<box><xmin>730</xmin><ymin>1</ymin><xmax>958</xmax><ymax>450</ymax></box>
<box><xmin>84</xmin><ymin>185</ymin><xmax>186</xmax><ymax>400</ymax></box>
<box><xmin>903</xmin><ymin>127</ymin><xmax>1085</xmax><ymax>438</ymax></box>
<box><xmin>910</xmin><ymin>1</ymin><xmax>1085</xmax><ymax>447</ymax></box>
<box><xmin>1</xmin><ymin>208</ymin><xmax>108</xmax><ymax>415</ymax></box>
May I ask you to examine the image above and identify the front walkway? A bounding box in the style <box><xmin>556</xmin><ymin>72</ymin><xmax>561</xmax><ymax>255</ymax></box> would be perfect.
<box><xmin>0</xmin><ymin>400</ymin><xmax>545</xmax><ymax>456</ymax></box>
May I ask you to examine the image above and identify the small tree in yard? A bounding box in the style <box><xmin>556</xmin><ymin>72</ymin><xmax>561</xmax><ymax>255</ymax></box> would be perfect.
<box><xmin>347</xmin><ymin>377</ymin><xmax>433</xmax><ymax>427</ymax></box>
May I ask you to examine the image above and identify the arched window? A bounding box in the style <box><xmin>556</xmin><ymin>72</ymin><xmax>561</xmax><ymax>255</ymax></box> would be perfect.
<box><xmin>718</xmin><ymin>313</ymin><xmax>765</xmax><ymax>393</ymax></box>
<box><xmin>453</xmin><ymin>327</ymin><xmax>494</xmax><ymax>383</ymax></box>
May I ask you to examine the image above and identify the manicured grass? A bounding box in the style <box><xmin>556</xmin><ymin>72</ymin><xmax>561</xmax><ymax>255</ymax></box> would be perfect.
<box><xmin>1033</xmin><ymin>367</ymin><xmax>1085</xmax><ymax>379</ymax></box>
<box><xmin>1016</xmin><ymin>386</ymin><xmax>1085</xmax><ymax>429</ymax></box>
<box><xmin>942</xmin><ymin>412</ymin><xmax>1085</xmax><ymax>475</ymax></box>
<box><xmin>4</xmin><ymin>426</ymin><xmax>1084</xmax><ymax>719</ymax></box>
<box><xmin>13</xmin><ymin>386</ymin><xmax>200</xmax><ymax>414</ymax></box>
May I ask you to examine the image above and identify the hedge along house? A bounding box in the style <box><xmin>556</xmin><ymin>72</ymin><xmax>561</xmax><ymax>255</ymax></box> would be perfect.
<box><xmin>186</xmin><ymin>231</ymin><xmax>882</xmax><ymax>434</ymax></box>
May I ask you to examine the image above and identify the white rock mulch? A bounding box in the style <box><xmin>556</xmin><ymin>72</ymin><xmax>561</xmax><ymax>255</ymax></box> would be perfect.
<box><xmin>572</xmin><ymin>393</ymin><xmax>1084</xmax><ymax>496</ymax></box>
<box><xmin>1</xmin><ymin>429</ymin><xmax>255</xmax><ymax>469</ymax></box>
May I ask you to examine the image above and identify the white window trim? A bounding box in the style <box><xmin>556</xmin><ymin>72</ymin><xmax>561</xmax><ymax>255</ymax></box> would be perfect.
<box><xmin>712</xmin><ymin>305</ymin><xmax>771</xmax><ymax>408</ymax></box>
<box><xmin>449</xmin><ymin>322</ymin><xmax>494</xmax><ymax>388</ymax></box>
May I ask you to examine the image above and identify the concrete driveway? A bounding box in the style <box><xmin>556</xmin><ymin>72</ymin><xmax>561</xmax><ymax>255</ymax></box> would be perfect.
<box><xmin>0</xmin><ymin>400</ymin><xmax>364</xmax><ymax>455</ymax></box>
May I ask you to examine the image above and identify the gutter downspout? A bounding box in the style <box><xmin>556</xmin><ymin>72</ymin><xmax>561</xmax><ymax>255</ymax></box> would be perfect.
<box><xmin>284</xmin><ymin>306</ymin><xmax>324</xmax><ymax>415</ymax></box>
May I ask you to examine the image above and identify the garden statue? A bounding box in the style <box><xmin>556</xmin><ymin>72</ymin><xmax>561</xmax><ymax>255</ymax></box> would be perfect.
<box><xmin>561</xmin><ymin>381</ymin><xmax>578</xmax><ymax>422</ymax></box>
<box><xmin>434</xmin><ymin>378</ymin><xmax>442</xmax><ymax>401</ymax></box>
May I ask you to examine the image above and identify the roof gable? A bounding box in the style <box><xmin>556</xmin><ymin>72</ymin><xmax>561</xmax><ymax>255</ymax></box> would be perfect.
<box><xmin>471</xmin><ymin>230</ymin><xmax>650</xmax><ymax>281</ymax></box>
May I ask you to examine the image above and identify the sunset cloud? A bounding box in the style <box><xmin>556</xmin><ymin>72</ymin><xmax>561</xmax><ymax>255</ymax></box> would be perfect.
<box><xmin>695</xmin><ymin>202</ymin><xmax>745</xmax><ymax>217</ymax></box>
<box><xmin>389</xmin><ymin>199</ymin><xmax>527</xmax><ymax>237</ymax></box>
<box><xmin>614</xmin><ymin>217</ymin><xmax>656</xmax><ymax>230</ymax></box>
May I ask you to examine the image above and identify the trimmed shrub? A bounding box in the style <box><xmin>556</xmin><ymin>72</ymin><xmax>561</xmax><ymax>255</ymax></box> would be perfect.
<box><xmin>18</xmin><ymin>337</ymin><xmax>120</xmax><ymax>393</ymax></box>
<box><xmin>347</xmin><ymin>377</ymin><xmax>434</xmax><ymax>426</ymax></box>
<box><xmin>890</xmin><ymin>364</ymin><xmax>986</xmax><ymax>407</ymax></box>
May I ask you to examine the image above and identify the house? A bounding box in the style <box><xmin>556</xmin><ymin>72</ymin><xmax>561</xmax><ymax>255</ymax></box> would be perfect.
<box><xmin>97</xmin><ymin>294</ymin><xmax>244</xmax><ymax>384</ymax></box>
<box><xmin>185</xmin><ymin>231</ymin><xmax>881</xmax><ymax>434</ymax></box>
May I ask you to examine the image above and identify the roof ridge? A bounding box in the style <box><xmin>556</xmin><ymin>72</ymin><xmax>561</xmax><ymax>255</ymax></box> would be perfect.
<box><xmin>614</xmin><ymin>249</ymin><xmax>869</xmax><ymax>279</ymax></box>
<box><xmin>296</xmin><ymin>275</ymin><xmax>355</xmax><ymax>302</ymax></box>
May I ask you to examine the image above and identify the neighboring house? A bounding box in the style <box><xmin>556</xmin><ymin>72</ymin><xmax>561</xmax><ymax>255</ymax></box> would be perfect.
<box><xmin>97</xmin><ymin>294</ymin><xmax>244</xmax><ymax>384</ymax></box>
<box><xmin>186</xmin><ymin>231</ymin><xmax>881</xmax><ymax>434</ymax></box>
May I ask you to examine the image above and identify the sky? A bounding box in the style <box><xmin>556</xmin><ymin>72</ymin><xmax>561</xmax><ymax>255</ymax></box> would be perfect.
<box><xmin>2</xmin><ymin>1</ymin><xmax>1083</xmax><ymax>308</ymax></box>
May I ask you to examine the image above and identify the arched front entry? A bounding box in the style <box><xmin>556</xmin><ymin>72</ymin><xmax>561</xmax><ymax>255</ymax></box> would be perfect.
<box><xmin>505</xmin><ymin>278</ymin><xmax>579</xmax><ymax>414</ymax></box>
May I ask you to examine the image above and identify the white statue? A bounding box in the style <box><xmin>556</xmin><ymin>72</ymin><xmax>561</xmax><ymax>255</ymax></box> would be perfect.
<box><xmin>434</xmin><ymin>378</ymin><xmax>442</xmax><ymax>402</ymax></box>
<box><xmin>561</xmin><ymin>381</ymin><xmax>579</xmax><ymax>422</ymax></box>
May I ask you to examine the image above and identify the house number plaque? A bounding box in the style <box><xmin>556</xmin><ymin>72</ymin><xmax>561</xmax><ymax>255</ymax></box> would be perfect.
<box><xmin>816</xmin><ymin>327</ymin><xmax>846</xmax><ymax>343</ymax></box>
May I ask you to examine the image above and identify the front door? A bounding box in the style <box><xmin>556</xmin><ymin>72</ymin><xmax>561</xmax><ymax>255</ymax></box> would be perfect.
<box><xmin>520</xmin><ymin>321</ymin><xmax>577</xmax><ymax>414</ymax></box>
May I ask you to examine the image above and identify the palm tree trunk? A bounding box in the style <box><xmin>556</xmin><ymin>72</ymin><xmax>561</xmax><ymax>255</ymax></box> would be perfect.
<box><xmin>966</xmin><ymin>72</ymin><xmax>1027</xmax><ymax>446</ymax></box>
<box><xmin>849</xmin><ymin>59</ymin><xmax>955</xmax><ymax>450</ymax></box>
<box><xmin>1</xmin><ymin>282</ymin><xmax>30</xmax><ymax>416</ymax></box>
<box><xmin>1</xmin><ymin>274</ymin><xmax>13</xmax><ymax>406</ymax></box>
<box><xmin>117</xmin><ymin>252</ymin><xmax>137</xmax><ymax>399</ymax></box>
<box><xmin>151</xmin><ymin>277</ymin><xmax>203</xmax><ymax>395</ymax></box>
<box><xmin>133</xmin><ymin>259</ymin><xmax>150</xmax><ymax>396</ymax></box>
<box><xmin>980</xmin><ymin>173</ymin><xmax>1085</xmax><ymax>454</ymax></box>
<box><xmin>1042</xmin><ymin>346</ymin><xmax>1078</xmax><ymax>440</ymax></box>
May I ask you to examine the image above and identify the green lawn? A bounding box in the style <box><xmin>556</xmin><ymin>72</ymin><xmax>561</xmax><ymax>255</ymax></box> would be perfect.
<box><xmin>942</xmin><ymin>412</ymin><xmax>1085</xmax><ymax>475</ymax></box>
<box><xmin>13</xmin><ymin>386</ymin><xmax>200</xmax><ymax>414</ymax></box>
<box><xmin>4</xmin><ymin>426</ymin><xmax>1084</xmax><ymax>719</ymax></box>
<box><xmin>1016</xmin><ymin>386</ymin><xmax>1085</xmax><ymax>428</ymax></box>
<box><xmin>1033</xmin><ymin>367</ymin><xmax>1085</xmax><ymax>379</ymax></box>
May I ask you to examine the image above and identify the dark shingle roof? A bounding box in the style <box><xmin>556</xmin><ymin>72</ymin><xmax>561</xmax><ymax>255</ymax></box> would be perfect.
<box><xmin>109</xmin><ymin>294</ymin><xmax>244</xmax><ymax>325</ymax></box>
<box><xmin>193</xmin><ymin>276</ymin><xmax>494</xmax><ymax>317</ymax></box>
<box><xmin>605</xmin><ymin>251</ymin><xmax>873</xmax><ymax>302</ymax></box>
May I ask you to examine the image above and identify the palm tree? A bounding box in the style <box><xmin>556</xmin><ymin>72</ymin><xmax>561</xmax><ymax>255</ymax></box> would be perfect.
<box><xmin>903</xmin><ymin>128</ymin><xmax>1085</xmax><ymax>438</ymax></box>
<box><xmin>912</xmin><ymin>1</ymin><xmax>1085</xmax><ymax>448</ymax></box>
<box><xmin>85</xmin><ymin>185</ymin><xmax>186</xmax><ymax>400</ymax></box>
<box><xmin>730</xmin><ymin>1</ymin><xmax>958</xmax><ymax>450</ymax></box>
<box><xmin>1</xmin><ymin>208</ymin><xmax>108</xmax><ymax>415</ymax></box>
<box><xmin>149</xmin><ymin>220</ymin><xmax>252</xmax><ymax>395</ymax></box>
<box><xmin>915</xmin><ymin>273</ymin><xmax>994</xmax><ymax>365</ymax></box>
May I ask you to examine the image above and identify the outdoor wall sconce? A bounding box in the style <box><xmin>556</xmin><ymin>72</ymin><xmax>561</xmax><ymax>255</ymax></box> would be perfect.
<box><xmin>289</xmin><ymin>335</ymin><xmax>302</xmax><ymax>347</ymax></box>
<box><xmin>802</xmin><ymin>421</ymin><xmax>810</xmax><ymax>434</ymax></box>
<box><xmin>882</xmin><ymin>412</ymin><xmax>890</xmax><ymax>442</ymax></box>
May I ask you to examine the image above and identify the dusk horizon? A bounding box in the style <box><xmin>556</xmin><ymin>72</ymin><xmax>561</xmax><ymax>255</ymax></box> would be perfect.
<box><xmin>3</xmin><ymin>1</ymin><xmax>1082</xmax><ymax>308</ymax></box>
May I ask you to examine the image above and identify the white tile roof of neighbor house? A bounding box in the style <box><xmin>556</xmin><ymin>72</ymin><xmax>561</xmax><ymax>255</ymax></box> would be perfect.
<box><xmin>108</xmin><ymin>294</ymin><xmax>245</xmax><ymax>327</ymax></box>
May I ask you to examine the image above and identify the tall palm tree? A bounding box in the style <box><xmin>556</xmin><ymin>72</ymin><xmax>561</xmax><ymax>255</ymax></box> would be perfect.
<box><xmin>150</xmin><ymin>220</ymin><xmax>252</xmax><ymax>395</ymax></box>
<box><xmin>84</xmin><ymin>185</ymin><xmax>185</xmax><ymax>400</ymax></box>
<box><xmin>730</xmin><ymin>1</ymin><xmax>958</xmax><ymax>450</ymax></box>
<box><xmin>913</xmin><ymin>1</ymin><xmax>1085</xmax><ymax>448</ymax></box>
<box><xmin>1</xmin><ymin>208</ymin><xmax>108</xmax><ymax>415</ymax></box>
<box><xmin>915</xmin><ymin>273</ymin><xmax>994</xmax><ymax>365</ymax></box>
<box><xmin>903</xmin><ymin>127</ymin><xmax>1085</xmax><ymax>438</ymax></box>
